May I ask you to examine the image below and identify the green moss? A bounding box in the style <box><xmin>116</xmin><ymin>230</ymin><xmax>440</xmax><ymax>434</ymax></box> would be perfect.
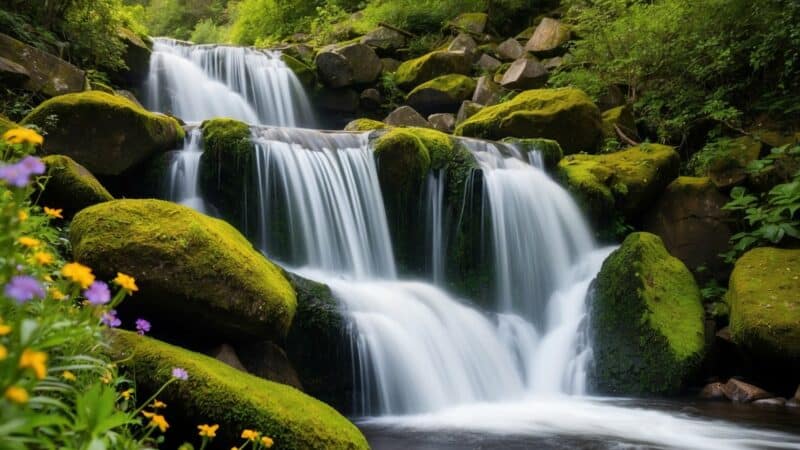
<box><xmin>455</xmin><ymin>88</ymin><xmax>603</xmax><ymax>154</ymax></box>
<box><xmin>557</xmin><ymin>144</ymin><xmax>680</xmax><ymax>224</ymax></box>
<box><xmin>501</xmin><ymin>138</ymin><xmax>563</xmax><ymax>170</ymax></box>
<box><xmin>39</xmin><ymin>155</ymin><xmax>113</xmax><ymax>218</ymax></box>
<box><xmin>71</xmin><ymin>199</ymin><xmax>296</xmax><ymax>339</ymax></box>
<box><xmin>449</xmin><ymin>12</ymin><xmax>488</xmax><ymax>34</ymax></box>
<box><xmin>592</xmin><ymin>232</ymin><xmax>705</xmax><ymax>395</ymax></box>
<box><xmin>281</xmin><ymin>53</ymin><xmax>316</xmax><ymax>87</ymax></box>
<box><xmin>728</xmin><ymin>247</ymin><xmax>800</xmax><ymax>358</ymax></box>
<box><xmin>601</xmin><ymin>105</ymin><xmax>637</xmax><ymax>139</ymax></box>
<box><xmin>344</xmin><ymin>118</ymin><xmax>387</xmax><ymax>132</ymax></box>
<box><xmin>406</xmin><ymin>75</ymin><xmax>477</xmax><ymax>109</ymax></box>
<box><xmin>373</xmin><ymin>128</ymin><xmax>433</xmax><ymax>192</ymax></box>
<box><xmin>21</xmin><ymin>91</ymin><xmax>183</xmax><ymax>176</ymax></box>
<box><xmin>110</xmin><ymin>331</ymin><xmax>368</xmax><ymax>450</ymax></box>
<box><xmin>395</xmin><ymin>51</ymin><xmax>471</xmax><ymax>90</ymax></box>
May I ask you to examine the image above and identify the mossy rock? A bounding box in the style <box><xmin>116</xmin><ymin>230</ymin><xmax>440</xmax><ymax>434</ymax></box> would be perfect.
<box><xmin>591</xmin><ymin>232</ymin><xmax>705</xmax><ymax>395</ymax></box>
<box><xmin>108</xmin><ymin>27</ymin><xmax>152</xmax><ymax>86</ymax></box>
<box><xmin>199</xmin><ymin>118</ymin><xmax>254</xmax><ymax>228</ymax></box>
<box><xmin>110</xmin><ymin>331</ymin><xmax>368</xmax><ymax>450</ymax></box>
<box><xmin>373</xmin><ymin>128</ymin><xmax>433</xmax><ymax>195</ymax></box>
<box><xmin>281</xmin><ymin>54</ymin><xmax>317</xmax><ymax>88</ymax></box>
<box><xmin>0</xmin><ymin>115</ymin><xmax>18</xmax><ymax>134</ymax></box>
<box><xmin>601</xmin><ymin>104</ymin><xmax>638</xmax><ymax>140</ymax></box>
<box><xmin>70</xmin><ymin>199</ymin><xmax>296</xmax><ymax>340</ymax></box>
<box><xmin>448</xmin><ymin>12</ymin><xmax>488</xmax><ymax>34</ymax></box>
<box><xmin>344</xmin><ymin>118</ymin><xmax>386</xmax><ymax>132</ymax></box>
<box><xmin>455</xmin><ymin>88</ymin><xmax>603</xmax><ymax>154</ymax></box>
<box><xmin>501</xmin><ymin>137</ymin><xmax>563</xmax><ymax>170</ymax></box>
<box><xmin>557</xmin><ymin>144</ymin><xmax>680</xmax><ymax>225</ymax></box>
<box><xmin>395</xmin><ymin>51</ymin><xmax>472</xmax><ymax>90</ymax></box>
<box><xmin>39</xmin><ymin>155</ymin><xmax>113</xmax><ymax>218</ymax></box>
<box><xmin>687</xmin><ymin>136</ymin><xmax>763</xmax><ymax>189</ymax></box>
<box><xmin>406</xmin><ymin>74</ymin><xmax>477</xmax><ymax>115</ymax></box>
<box><xmin>728</xmin><ymin>247</ymin><xmax>800</xmax><ymax>358</ymax></box>
<box><xmin>22</xmin><ymin>91</ymin><xmax>183</xmax><ymax>176</ymax></box>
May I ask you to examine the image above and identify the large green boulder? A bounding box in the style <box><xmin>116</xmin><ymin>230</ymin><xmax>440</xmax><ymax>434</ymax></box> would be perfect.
<box><xmin>728</xmin><ymin>247</ymin><xmax>800</xmax><ymax>358</ymax></box>
<box><xmin>591</xmin><ymin>232</ymin><xmax>705</xmax><ymax>395</ymax></box>
<box><xmin>39</xmin><ymin>155</ymin><xmax>113</xmax><ymax>218</ymax></box>
<box><xmin>70</xmin><ymin>199</ymin><xmax>296</xmax><ymax>340</ymax></box>
<box><xmin>395</xmin><ymin>51</ymin><xmax>472</xmax><ymax>90</ymax></box>
<box><xmin>406</xmin><ymin>74</ymin><xmax>477</xmax><ymax>115</ymax></box>
<box><xmin>22</xmin><ymin>91</ymin><xmax>183</xmax><ymax>176</ymax></box>
<box><xmin>199</xmin><ymin>118</ymin><xmax>253</xmax><ymax>227</ymax></box>
<box><xmin>557</xmin><ymin>144</ymin><xmax>680</xmax><ymax>224</ymax></box>
<box><xmin>111</xmin><ymin>331</ymin><xmax>368</xmax><ymax>450</ymax></box>
<box><xmin>455</xmin><ymin>88</ymin><xmax>603</xmax><ymax>154</ymax></box>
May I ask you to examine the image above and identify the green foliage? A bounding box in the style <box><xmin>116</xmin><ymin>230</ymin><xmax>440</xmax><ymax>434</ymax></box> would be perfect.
<box><xmin>552</xmin><ymin>0</ymin><xmax>800</xmax><ymax>143</ymax></box>
<box><xmin>190</xmin><ymin>18</ymin><xmax>228</xmax><ymax>44</ymax></box>
<box><xmin>722</xmin><ymin>160</ymin><xmax>800</xmax><ymax>262</ymax></box>
<box><xmin>142</xmin><ymin>0</ymin><xmax>229</xmax><ymax>41</ymax></box>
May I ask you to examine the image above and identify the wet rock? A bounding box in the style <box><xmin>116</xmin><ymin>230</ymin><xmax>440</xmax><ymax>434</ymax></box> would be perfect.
<box><xmin>316</xmin><ymin>88</ymin><xmax>360</xmax><ymax>113</ymax></box>
<box><xmin>723</xmin><ymin>379</ymin><xmax>772</xmax><ymax>403</ymax></box>
<box><xmin>428</xmin><ymin>113</ymin><xmax>456</xmax><ymax>133</ymax></box>
<box><xmin>500</xmin><ymin>57</ymin><xmax>549</xmax><ymax>90</ymax></box>
<box><xmin>477</xmin><ymin>54</ymin><xmax>502</xmax><ymax>72</ymax></box>
<box><xmin>315</xmin><ymin>43</ymin><xmax>381</xmax><ymax>88</ymax></box>
<box><xmin>281</xmin><ymin>54</ymin><xmax>316</xmax><ymax>87</ymax></box>
<box><xmin>472</xmin><ymin>76</ymin><xmax>504</xmax><ymax>106</ymax></box>
<box><xmin>754</xmin><ymin>397</ymin><xmax>787</xmax><ymax>407</ymax></box>
<box><xmin>496</xmin><ymin>38</ymin><xmax>525</xmax><ymax>61</ymax></box>
<box><xmin>525</xmin><ymin>18</ymin><xmax>571</xmax><ymax>57</ymax></box>
<box><xmin>361</xmin><ymin>26</ymin><xmax>407</xmax><ymax>55</ymax></box>
<box><xmin>456</xmin><ymin>100</ymin><xmax>484</xmax><ymax>125</ymax></box>
<box><xmin>699</xmin><ymin>382</ymin><xmax>727</xmax><ymax>400</ymax></box>
<box><xmin>0</xmin><ymin>32</ymin><xmax>86</xmax><ymax>97</ymax></box>
<box><xmin>360</xmin><ymin>88</ymin><xmax>382</xmax><ymax>110</ymax></box>
<box><xmin>384</xmin><ymin>105</ymin><xmax>432</xmax><ymax>128</ymax></box>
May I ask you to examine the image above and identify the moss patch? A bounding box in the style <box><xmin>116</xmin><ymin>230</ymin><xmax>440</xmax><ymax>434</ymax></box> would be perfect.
<box><xmin>728</xmin><ymin>247</ymin><xmax>800</xmax><ymax>358</ymax></box>
<box><xmin>602</xmin><ymin>104</ymin><xmax>637</xmax><ymax>140</ymax></box>
<box><xmin>408</xmin><ymin>74</ymin><xmax>477</xmax><ymax>100</ymax></box>
<box><xmin>22</xmin><ymin>91</ymin><xmax>183</xmax><ymax>176</ymax></box>
<box><xmin>344</xmin><ymin>118</ymin><xmax>387</xmax><ymax>132</ymax></box>
<box><xmin>110</xmin><ymin>331</ymin><xmax>368</xmax><ymax>450</ymax></box>
<box><xmin>557</xmin><ymin>144</ymin><xmax>679</xmax><ymax>225</ymax></box>
<box><xmin>591</xmin><ymin>232</ymin><xmax>705</xmax><ymax>395</ymax></box>
<box><xmin>395</xmin><ymin>51</ymin><xmax>471</xmax><ymax>90</ymax></box>
<box><xmin>39</xmin><ymin>155</ymin><xmax>113</xmax><ymax>218</ymax></box>
<box><xmin>71</xmin><ymin>199</ymin><xmax>296</xmax><ymax>340</ymax></box>
<box><xmin>455</xmin><ymin>88</ymin><xmax>603</xmax><ymax>154</ymax></box>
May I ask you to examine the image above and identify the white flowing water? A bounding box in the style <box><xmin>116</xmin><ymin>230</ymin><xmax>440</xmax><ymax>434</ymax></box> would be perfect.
<box><xmin>144</xmin><ymin>38</ymin><xmax>315</xmax><ymax>126</ymax></box>
<box><xmin>424</xmin><ymin>170</ymin><xmax>447</xmax><ymax>285</ymax></box>
<box><xmin>167</xmin><ymin>127</ymin><xmax>207</xmax><ymax>213</ymax></box>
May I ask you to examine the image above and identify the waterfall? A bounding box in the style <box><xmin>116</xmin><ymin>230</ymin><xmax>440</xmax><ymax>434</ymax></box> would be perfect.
<box><xmin>144</xmin><ymin>38</ymin><xmax>315</xmax><ymax>127</ymax></box>
<box><xmin>424</xmin><ymin>170</ymin><xmax>446</xmax><ymax>285</ymax></box>
<box><xmin>167</xmin><ymin>128</ymin><xmax>207</xmax><ymax>214</ymax></box>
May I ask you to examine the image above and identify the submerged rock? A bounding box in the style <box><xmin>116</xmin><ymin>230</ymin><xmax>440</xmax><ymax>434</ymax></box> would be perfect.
<box><xmin>0</xmin><ymin>32</ymin><xmax>86</xmax><ymax>97</ymax></box>
<box><xmin>22</xmin><ymin>91</ymin><xmax>183</xmax><ymax>176</ymax></box>
<box><xmin>728</xmin><ymin>247</ymin><xmax>800</xmax><ymax>359</ymax></box>
<box><xmin>591</xmin><ymin>232</ymin><xmax>705</xmax><ymax>395</ymax></box>
<box><xmin>406</xmin><ymin>74</ymin><xmax>477</xmax><ymax>115</ymax></box>
<box><xmin>70</xmin><ymin>199</ymin><xmax>296</xmax><ymax>340</ymax></box>
<box><xmin>455</xmin><ymin>88</ymin><xmax>603</xmax><ymax>154</ymax></box>
<box><xmin>395</xmin><ymin>51</ymin><xmax>472</xmax><ymax>89</ymax></box>
<box><xmin>110</xmin><ymin>331</ymin><xmax>368</xmax><ymax>450</ymax></box>
<box><xmin>38</xmin><ymin>155</ymin><xmax>114</xmax><ymax>218</ymax></box>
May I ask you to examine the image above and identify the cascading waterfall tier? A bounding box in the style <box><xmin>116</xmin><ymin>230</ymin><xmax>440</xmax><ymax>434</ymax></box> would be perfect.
<box><xmin>144</xmin><ymin>38</ymin><xmax>315</xmax><ymax>127</ymax></box>
<box><xmin>167</xmin><ymin>127</ymin><xmax>207</xmax><ymax>213</ymax></box>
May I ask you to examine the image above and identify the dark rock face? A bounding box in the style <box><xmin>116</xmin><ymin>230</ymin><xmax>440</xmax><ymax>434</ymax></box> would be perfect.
<box><xmin>0</xmin><ymin>56</ymin><xmax>30</xmax><ymax>86</ymax></box>
<box><xmin>0</xmin><ymin>32</ymin><xmax>86</xmax><ymax>97</ymax></box>
<box><xmin>316</xmin><ymin>43</ymin><xmax>382</xmax><ymax>88</ymax></box>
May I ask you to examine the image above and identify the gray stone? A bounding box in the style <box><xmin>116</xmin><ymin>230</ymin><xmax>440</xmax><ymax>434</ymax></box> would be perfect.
<box><xmin>361</xmin><ymin>27</ymin><xmax>407</xmax><ymax>54</ymax></box>
<box><xmin>496</xmin><ymin>38</ymin><xmax>525</xmax><ymax>61</ymax></box>
<box><xmin>448</xmin><ymin>33</ymin><xmax>479</xmax><ymax>60</ymax></box>
<box><xmin>360</xmin><ymin>88</ymin><xmax>382</xmax><ymax>110</ymax></box>
<box><xmin>472</xmin><ymin>75</ymin><xmax>504</xmax><ymax>106</ymax></box>
<box><xmin>456</xmin><ymin>100</ymin><xmax>484</xmax><ymax>125</ymax></box>
<box><xmin>428</xmin><ymin>113</ymin><xmax>456</xmax><ymax>133</ymax></box>
<box><xmin>500</xmin><ymin>57</ymin><xmax>548</xmax><ymax>90</ymax></box>
<box><xmin>315</xmin><ymin>43</ymin><xmax>381</xmax><ymax>88</ymax></box>
<box><xmin>384</xmin><ymin>106</ymin><xmax>432</xmax><ymax>128</ymax></box>
<box><xmin>525</xmin><ymin>18</ymin><xmax>571</xmax><ymax>57</ymax></box>
<box><xmin>477</xmin><ymin>54</ymin><xmax>502</xmax><ymax>72</ymax></box>
<box><xmin>0</xmin><ymin>32</ymin><xmax>86</xmax><ymax>97</ymax></box>
<box><xmin>209</xmin><ymin>344</ymin><xmax>247</xmax><ymax>372</ymax></box>
<box><xmin>0</xmin><ymin>56</ymin><xmax>29</xmax><ymax>86</ymax></box>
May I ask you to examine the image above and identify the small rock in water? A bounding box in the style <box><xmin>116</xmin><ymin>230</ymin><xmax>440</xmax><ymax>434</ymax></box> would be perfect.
<box><xmin>428</xmin><ymin>113</ymin><xmax>456</xmax><ymax>133</ymax></box>
<box><xmin>753</xmin><ymin>397</ymin><xmax>787</xmax><ymax>408</ymax></box>
<box><xmin>722</xmin><ymin>379</ymin><xmax>772</xmax><ymax>403</ymax></box>
<box><xmin>699</xmin><ymin>382</ymin><xmax>727</xmax><ymax>400</ymax></box>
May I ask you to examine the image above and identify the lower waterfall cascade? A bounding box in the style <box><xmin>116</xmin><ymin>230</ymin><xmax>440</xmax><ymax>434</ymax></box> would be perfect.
<box><xmin>164</xmin><ymin>125</ymin><xmax>800</xmax><ymax>449</ymax></box>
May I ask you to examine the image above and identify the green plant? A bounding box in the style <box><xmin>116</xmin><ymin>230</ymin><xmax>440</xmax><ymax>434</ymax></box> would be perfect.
<box><xmin>379</xmin><ymin>72</ymin><xmax>405</xmax><ymax>110</ymax></box>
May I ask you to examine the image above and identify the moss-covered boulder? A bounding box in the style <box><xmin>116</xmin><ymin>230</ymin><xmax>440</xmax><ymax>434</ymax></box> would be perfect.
<box><xmin>110</xmin><ymin>331</ymin><xmax>368</xmax><ymax>450</ymax></box>
<box><xmin>70</xmin><ymin>199</ymin><xmax>296</xmax><ymax>340</ymax></box>
<box><xmin>39</xmin><ymin>155</ymin><xmax>113</xmax><ymax>218</ymax></box>
<box><xmin>591</xmin><ymin>232</ymin><xmax>705</xmax><ymax>395</ymax></box>
<box><xmin>281</xmin><ymin>54</ymin><xmax>316</xmax><ymax>88</ymax></box>
<box><xmin>602</xmin><ymin>104</ymin><xmax>639</xmax><ymax>140</ymax></box>
<box><xmin>406</xmin><ymin>74</ymin><xmax>477</xmax><ymax>115</ymax></box>
<box><xmin>344</xmin><ymin>118</ymin><xmax>386</xmax><ymax>132</ymax></box>
<box><xmin>22</xmin><ymin>91</ymin><xmax>183</xmax><ymax>176</ymax></box>
<box><xmin>455</xmin><ymin>88</ymin><xmax>603</xmax><ymax>154</ymax></box>
<box><xmin>557</xmin><ymin>144</ymin><xmax>680</xmax><ymax>225</ymax></box>
<box><xmin>199</xmin><ymin>118</ymin><xmax>253</xmax><ymax>227</ymax></box>
<box><xmin>395</xmin><ymin>51</ymin><xmax>472</xmax><ymax>90</ymax></box>
<box><xmin>728</xmin><ymin>247</ymin><xmax>800</xmax><ymax>358</ymax></box>
<box><xmin>687</xmin><ymin>136</ymin><xmax>763</xmax><ymax>189</ymax></box>
<box><xmin>448</xmin><ymin>12</ymin><xmax>488</xmax><ymax>34</ymax></box>
<box><xmin>501</xmin><ymin>137</ymin><xmax>563</xmax><ymax>170</ymax></box>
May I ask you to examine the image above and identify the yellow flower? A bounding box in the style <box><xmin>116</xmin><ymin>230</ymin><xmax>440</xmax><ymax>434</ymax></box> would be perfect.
<box><xmin>19</xmin><ymin>348</ymin><xmax>48</xmax><ymax>380</ymax></box>
<box><xmin>5</xmin><ymin>386</ymin><xmax>29</xmax><ymax>404</ymax></box>
<box><xmin>120</xmin><ymin>388</ymin><xmax>134</xmax><ymax>400</ymax></box>
<box><xmin>100</xmin><ymin>371</ymin><xmax>112</xmax><ymax>384</ymax></box>
<box><xmin>43</xmin><ymin>207</ymin><xmax>63</xmax><ymax>219</ymax></box>
<box><xmin>197</xmin><ymin>423</ymin><xmax>219</xmax><ymax>438</ymax></box>
<box><xmin>3</xmin><ymin>128</ymin><xmax>43</xmax><ymax>146</ymax></box>
<box><xmin>231</xmin><ymin>448</ymin><xmax>239</xmax><ymax>450</ymax></box>
<box><xmin>241</xmin><ymin>429</ymin><xmax>260</xmax><ymax>441</ymax></box>
<box><xmin>62</xmin><ymin>371</ymin><xmax>76</xmax><ymax>381</ymax></box>
<box><xmin>113</xmin><ymin>272</ymin><xmax>138</xmax><ymax>294</ymax></box>
<box><xmin>62</xmin><ymin>262</ymin><xmax>95</xmax><ymax>289</ymax></box>
<box><xmin>151</xmin><ymin>399</ymin><xmax>167</xmax><ymax>409</ymax></box>
<box><xmin>148</xmin><ymin>414</ymin><xmax>169</xmax><ymax>432</ymax></box>
<box><xmin>0</xmin><ymin>323</ymin><xmax>10</xmax><ymax>336</ymax></box>
<box><xmin>49</xmin><ymin>288</ymin><xmax>66</xmax><ymax>301</ymax></box>
<box><xmin>33</xmin><ymin>252</ymin><xmax>54</xmax><ymax>265</ymax></box>
<box><xmin>0</xmin><ymin>344</ymin><xmax>6</xmax><ymax>360</ymax></box>
<box><xmin>17</xmin><ymin>210</ymin><xmax>28</xmax><ymax>222</ymax></box>
<box><xmin>261</xmin><ymin>436</ymin><xmax>274</xmax><ymax>448</ymax></box>
<box><xmin>18</xmin><ymin>236</ymin><xmax>41</xmax><ymax>248</ymax></box>
<box><xmin>141</xmin><ymin>411</ymin><xmax>155</xmax><ymax>419</ymax></box>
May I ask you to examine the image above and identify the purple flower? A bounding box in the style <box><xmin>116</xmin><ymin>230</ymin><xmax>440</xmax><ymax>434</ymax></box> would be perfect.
<box><xmin>171</xmin><ymin>367</ymin><xmax>189</xmax><ymax>381</ymax></box>
<box><xmin>135</xmin><ymin>318</ymin><xmax>151</xmax><ymax>335</ymax></box>
<box><xmin>19</xmin><ymin>156</ymin><xmax>45</xmax><ymax>176</ymax></box>
<box><xmin>83</xmin><ymin>281</ymin><xmax>110</xmax><ymax>305</ymax></box>
<box><xmin>4</xmin><ymin>275</ymin><xmax>45</xmax><ymax>303</ymax></box>
<box><xmin>0</xmin><ymin>156</ymin><xmax>45</xmax><ymax>188</ymax></box>
<box><xmin>101</xmin><ymin>310</ymin><xmax>121</xmax><ymax>328</ymax></box>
